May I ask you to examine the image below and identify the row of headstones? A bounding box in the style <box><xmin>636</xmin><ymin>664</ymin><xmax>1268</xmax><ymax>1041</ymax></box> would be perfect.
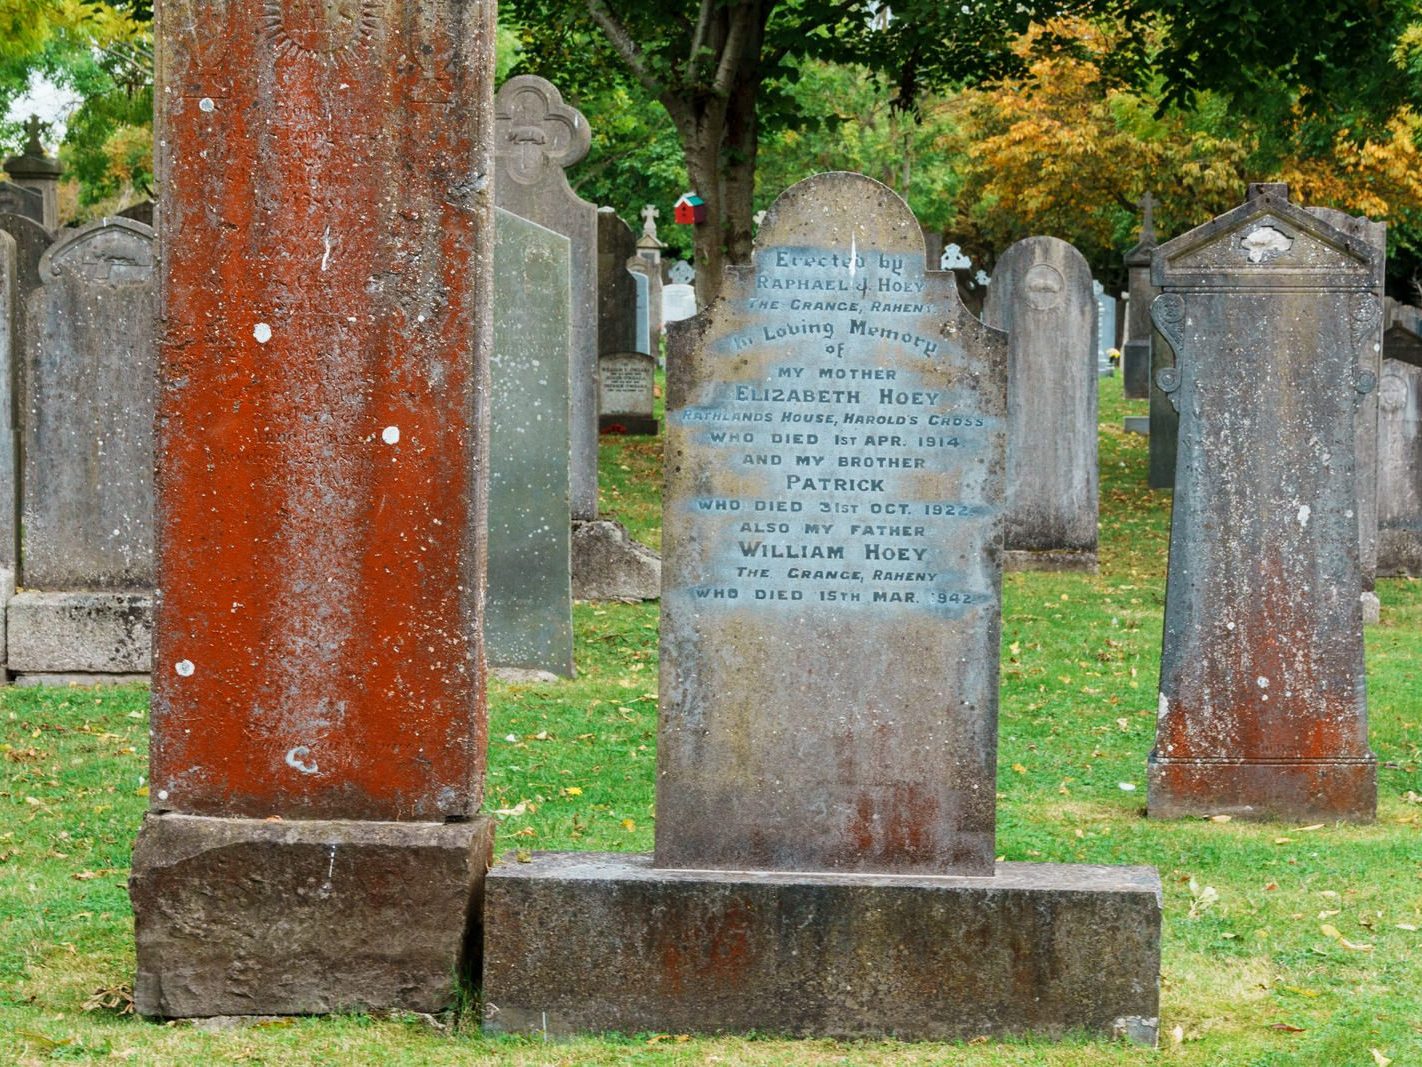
<box><xmin>125</xmin><ymin>1</ymin><xmax>1374</xmax><ymax>1036</ymax></box>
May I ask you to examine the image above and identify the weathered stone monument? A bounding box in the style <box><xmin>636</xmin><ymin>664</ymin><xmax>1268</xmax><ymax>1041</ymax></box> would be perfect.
<box><xmin>0</xmin><ymin>181</ymin><xmax>42</xmax><ymax>225</ymax></box>
<box><xmin>117</xmin><ymin>199</ymin><xmax>156</xmax><ymax>227</ymax></box>
<box><xmin>1147</xmin><ymin>184</ymin><xmax>1378</xmax><ymax>822</ymax></box>
<box><xmin>1123</xmin><ymin>192</ymin><xmax>1157</xmax><ymax>401</ymax></box>
<box><xmin>632</xmin><ymin>203</ymin><xmax>665</xmax><ymax>339</ymax></box>
<box><xmin>597</xmin><ymin>351</ymin><xmax>656</xmax><ymax>435</ymax></box>
<box><xmin>1309</xmin><ymin>206</ymin><xmax>1385</xmax><ymax>624</ymax></box>
<box><xmin>3</xmin><ymin>118</ymin><xmax>61</xmax><ymax>231</ymax></box>
<box><xmin>1094</xmin><ymin>280</ymin><xmax>1117</xmax><ymax>378</ymax></box>
<box><xmin>667</xmin><ymin>258</ymin><xmax>694</xmax><ymax>285</ymax></box>
<box><xmin>631</xmin><ymin>266</ymin><xmax>651</xmax><ymax>355</ymax></box>
<box><xmin>494</xmin><ymin>75</ymin><xmax>598</xmax><ymax>522</ymax></box>
<box><xmin>0</xmin><ymin>231</ymin><xmax>14</xmax><ymax>654</ymax></box>
<box><xmin>482</xmin><ymin>173</ymin><xmax>1161</xmax><ymax>1043</ymax></box>
<box><xmin>129</xmin><ymin>0</ymin><xmax>496</xmax><ymax>1016</ymax></box>
<box><xmin>983</xmin><ymin>236</ymin><xmax>1098</xmax><ymax>571</ymax></box>
<box><xmin>597</xmin><ymin>207</ymin><xmax>637</xmax><ymax>356</ymax></box>
<box><xmin>8</xmin><ymin>218</ymin><xmax>156</xmax><ymax>682</ymax></box>
<box><xmin>1379</xmin><ymin>300</ymin><xmax>1422</xmax><ymax>577</ymax></box>
<box><xmin>489</xmin><ymin>208</ymin><xmax>574</xmax><ymax>678</ymax></box>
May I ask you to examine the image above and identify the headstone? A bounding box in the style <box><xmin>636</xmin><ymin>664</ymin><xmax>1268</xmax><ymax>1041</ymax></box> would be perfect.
<box><xmin>488</xmin><ymin>208</ymin><xmax>574</xmax><ymax>677</ymax></box>
<box><xmin>660</xmin><ymin>281</ymin><xmax>696</xmax><ymax>324</ymax></box>
<box><xmin>1123</xmin><ymin>193</ymin><xmax>1157</xmax><ymax>400</ymax></box>
<box><xmin>631</xmin><ymin>266</ymin><xmax>651</xmax><ymax>355</ymax></box>
<box><xmin>5</xmin><ymin>219</ymin><xmax>156</xmax><ymax>680</ymax></box>
<box><xmin>632</xmin><ymin>234</ymin><xmax>664</xmax><ymax>341</ymax></box>
<box><xmin>483</xmin><ymin>172</ymin><xmax>1161</xmax><ymax>1044</ymax></box>
<box><xmin>0</xmin><ymin>181</ymin><xmax>42</xmax><ymax>224</ymax></box>
<box><xmin>921</xmin><ymin>226</ymin><xmax>944</xmax><ymax>271</ymax></box>
<box><xmin>667</xmin><ymin>259</ymin><xmax>694</xmax><ymax>285</ymax></box>
<box><xmin>597</xmin><ymin>351</ymin><xmax>656</xmax><ymax>435</ymax></box>
<box><xmin>129</xmin><ymin>0</ymin><xmax>496</xmax><ymax>1018</ymax></box>
<box><xmin>983</xmin><ymin>236</ymin><xmax>1099</xmax><ymax>571</ymax></box>
<box><xmin>1309</xmin><ymin>206</ymin><xmax>1385</xmax><ymax>598</ymax></box>
<box><xmin>1093</xmin><ymin>280</ymin><xmax>1117</xmax><ymax>378</ymax></box>
<box><xmin>596</xmin><ymin>207</ymin><xmax>637</xmax><ymax>357</ymax></box>
<box><xmin>118</xmin><ymin>200</ymin><xmax>156</xmax><ymax>227</ymax></box>
<box><xmin>3</xmin><ymin>118</ymin><xmax>62</xmax><ymax>230</ymax></box>
<box><xmin>0</xmin><ymin>231</ymin><xmax>15</xmax><ymax>648</ymax></box>
<box><xmin>494</xmin><ymin>75</ymin><xmax>599</xmax><ymax>522</ymax></box>
<box><xmin>0</xmin><ymin>212</ymin><xmax>54</xmax><ymax>472</ymax></box>
<box><xmin>1147</xmin><ymin>183</ymin><xmax>1378</xmax><ymax>822</ymax></box>
<box><xmin>1378</xmin><ymin>300</ymin><xmax>1422</xmax><ymax>577</ymax></box>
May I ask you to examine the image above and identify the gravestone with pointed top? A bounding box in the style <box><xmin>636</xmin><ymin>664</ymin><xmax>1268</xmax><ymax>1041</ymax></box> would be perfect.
<box><xmin>494</xmin><ymin>75</ymin><xmax>599</xmax><ymax>522</ymax></box>
<box><xmin>984</xmin><ymin>236</ymin><xmax>1099</xmax><ymax>572</ymax></box>
<box><xmin>129</xmin><ymin>0</ymin><xmax>497</xmax><ymax>1018</ymax></box>
<box><xmin>482</xmin><ymin>172</ymin><xmax>1161</xmax><ymax>1045</ymax></box>
<box><xmin>1378</xmin><ymin>300</ymin><xmax>1422</xmax><ymax>577</ymax></box>
<box><xmin>1147</xmin><ymin>183</ymin><xmax>1378</xmax><ymax>822</ymax></box>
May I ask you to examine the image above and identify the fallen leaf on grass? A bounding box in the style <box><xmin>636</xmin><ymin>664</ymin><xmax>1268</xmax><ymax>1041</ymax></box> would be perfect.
<box><xmin>1268</xmin><ymin>1023</ymin><xmax>1305</xmax><ymax>1033</ymax></box>
<box><xmin>1274</xmin><ymin>836</ymin><xmax>1292</xmax><ymax>844</ymax></box>
<box><xmin>1209</xmin><ymin>814</ymin><xmax>1233</xmax><ymax>823</ymax></box>
<box><xmin>1338</xmin><ymin>937</ymin><xmax>1373</xmax><ymax>952</ymax></box>
<box><xmin>1281</xmin><ymin>986</ymin><xmax>1320</xmax><ymax>998</ymax></box>
<box><xmin>1011</xmin><ymin>763</ymin><xmax>1027</xmax><ymax>775</ymax></box>
<box><xmin>83</xmin><ymin>984</ymin><xmax>134</xmax><ymax>1015</ymax></box>
<box><xmin>1372</xmin><ymin>1050</ymin><xmax>1392</xmax><ymax>1067</ymax></box>
<box><xmin>1320</xmin><ymin>923</ymin><xmax>1343</xmax><ymax>939</ymax></box>
<box><xmin>621</xmin><ymin>818</ymin><xmax>636</xmax><ymax>832</ymax></box>
<box><xmin>1396</xmin><ymin>923</ymin><xmax>1417</xmax><ymax>932</ymax></box>
<box><xmin>1298</xmin><ymin>823</ymin><xmax>1326</xmax><ymax>832</ymax></box>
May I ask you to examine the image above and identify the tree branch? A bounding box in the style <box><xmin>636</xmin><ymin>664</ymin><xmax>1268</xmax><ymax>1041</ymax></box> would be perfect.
<box><xmin>686</xmin><ymin>0</ymin><xmax>717</xmax><ymax>87</ymax></box>
<box><xmin>586</xmin><ymin>0</ymin><xmax>664</xmax><ymax>97</ymax></box>
<box><xmin>711</xmin><ymin>4</ymin><xmax>753</xmax><ymax>97</ymax></box>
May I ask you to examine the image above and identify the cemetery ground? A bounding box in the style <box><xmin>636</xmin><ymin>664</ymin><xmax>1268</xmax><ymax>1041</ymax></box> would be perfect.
<box><xmin>1</xmin><ymin>383</ymin><xmax>1419</xmax><ymax>1066</ymax></box>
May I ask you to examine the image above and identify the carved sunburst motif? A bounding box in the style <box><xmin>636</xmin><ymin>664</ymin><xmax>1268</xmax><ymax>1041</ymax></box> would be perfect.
<box><xmin>262</xmin><ymin>0</ymin><xmax>379</xmax><ymax>64</ymax></box>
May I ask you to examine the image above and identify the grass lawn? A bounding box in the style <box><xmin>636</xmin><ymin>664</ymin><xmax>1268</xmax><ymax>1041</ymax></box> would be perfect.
<box><xmin>2</xmin><ymin>378</ymin><xmax>1419</xmax><ymax>1066</ymax></box>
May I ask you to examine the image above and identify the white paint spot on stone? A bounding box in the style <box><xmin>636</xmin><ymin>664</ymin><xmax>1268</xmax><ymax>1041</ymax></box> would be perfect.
<box><xmin>157</xmin><ymin>789</ymin><xmax>169</xmax><ymax>801</ymax></box>
<box><xmin>321</xmin><ymin>226</ymin><xmax>333</xmax><ymax>272</ymax></box>
<box><xmin>198</xmin><ymin>98</ymin><xmax>216</xmax><ymax>114</ymax></box>
<box><xmin>253</xmin><ymin>322</ymin><xmax>272</xmax><ymax>344</ymax></box>
<box><xmin>1297</xmin><ymin>504</ymin><xmax>1311</xmax><ymax>528</ymax></box>
<box><xmin>175</xmin><ymin>659</ymin><xmax>195</xmax><ymax>677</ymax></box>
<box><xmin>1241</xmin><ymin>224</ymin><xmax>1293</xmax><ymax>263</ymax></box>
<box><xmin>1226</xmin><ymin>621</ymin><xmax>1236</xmax><ymax>631</ymax></box>
<box><xmin>285</xmin><ymin>746</ymin><xmax>319</xmax><ymax>775</ymax></box>
<box><xmin>1257</xmin><ymin>676</ymin><xmax>1270</xmax><ymax>689</ymax></box>
<box><xmin>382</xmin><ymin>425</ymin><xmax>400</xmax><ymax>445</ymax></box>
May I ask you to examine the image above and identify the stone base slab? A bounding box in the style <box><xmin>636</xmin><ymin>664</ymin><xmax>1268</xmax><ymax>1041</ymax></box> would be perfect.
<box><xmin>482</xmin><ymin>852</ymin><xmax>1162</xmax><ymax>1044</ymax></box>
<box><xmin>1003</xmin><ymin>549</ymin><xmax>1098</xmax><ymax>573</ymax></box>
<box><xmin>1148</xmin><ymin>757</ymin><xmax>1376</xmax><ymax>822</ymax></box>
<box><xmin>599</xmin><ymin>415</ymin><xmax>659</xmax><ymax>436</ymax></box>
<box><xmin>571</xmin><ymin>519</ymin><xmax>660</xmax><ymax>600</ymax></box>
<box><xmin>1123</xmin><ymin>415</ymin><xmax>1149</xmax><ymax>436</ymax></box>
<box><xmin>131</xmin><ymin>812</ymin><xmax>495</xmax><ymax>1018</ymax></box>
<box><xmin>14</xmin><ymin>672</ymin><xmax>149</xmax><ymax>687</ymax></box>
<box><xmin>6</xmin><ymin>590</ymin><xmax>153</xmax><ymax>674</ymax></box>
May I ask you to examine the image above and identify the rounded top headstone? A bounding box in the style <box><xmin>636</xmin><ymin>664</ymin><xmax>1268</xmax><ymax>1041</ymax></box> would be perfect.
<box><xmin>755</xmin><ymin>172</ymin><xmax>926</xmax><ymax>260</ymax></box>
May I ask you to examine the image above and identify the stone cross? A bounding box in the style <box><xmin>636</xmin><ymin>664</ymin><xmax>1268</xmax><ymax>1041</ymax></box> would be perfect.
<box><xmin>641</xmin><ymin>203</ymin><xmax>659</xmax><ymax>239</ymax></box>
<box><xmin>130</xmin><ymin>0</ymin><xmax>497</xmax><ymax>1019</ymax></box>
<box><xmin>983</xmin><ymin>236</ymin><xmax>1099</xmax><ymax>572</ymax></box>
<box><xmin>1147</xmin><ymin>183</ymin><xmax>1378</xmax><ymax>822</ymax></box>
<box><xmin>494</xmin><ymin>75</ymin><xmax>600</xmax><ymax>521</ymax></box>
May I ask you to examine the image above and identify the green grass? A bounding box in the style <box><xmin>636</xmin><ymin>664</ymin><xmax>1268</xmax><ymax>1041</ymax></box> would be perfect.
<box><xmin>3</xmin><ymin>377</ymin><xmax>1420</xmax><ymax>1065</ymax></box>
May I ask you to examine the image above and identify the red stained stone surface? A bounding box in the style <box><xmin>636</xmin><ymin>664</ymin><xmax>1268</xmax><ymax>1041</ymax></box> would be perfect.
<box><xmin>149</xmin><ymin>0</ymin><xmax>495</xmax><ymax>820</ymax></box>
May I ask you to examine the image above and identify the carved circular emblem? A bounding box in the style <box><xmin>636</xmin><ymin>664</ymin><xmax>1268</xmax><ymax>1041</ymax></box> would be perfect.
<box><xmin>1379</xmin><ymin>372</ymin><xmax>1408</xmax><ymax>412</ymax></box>
<box><xmin>1155</xmin><ymin>367</ymin><xmax>1181</xmax><ymax>394</ymax></box>
<box><xmin>1023</xmin><ymin>263</ymin><xmax>1064</xmax><ymax>311</ymax></box>
<box><xmin>264</xmin><ymin>0</ymin><xmax>377</xmax><ymax>62</ymax></box>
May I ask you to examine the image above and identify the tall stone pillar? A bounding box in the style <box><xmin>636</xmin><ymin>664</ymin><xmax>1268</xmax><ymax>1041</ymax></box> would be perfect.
<box><xmin>3</xmin><ymin>117</ymin><xmax>61</xmax><ymax>231</ymax></box>
<box><xmin>1147</xmin><ymin>184</ymin><xmax>1378</xmax><ymax>822</ymax></box>
<box><xmin>1122</xmin><ymin>192</ymin><xmax>1157</xmax><ymax>401</ymax></box>
<box><xmin>129</xmin><ymin>0</ymin><xmax>496</xmax><ymax>1017</ymax></box>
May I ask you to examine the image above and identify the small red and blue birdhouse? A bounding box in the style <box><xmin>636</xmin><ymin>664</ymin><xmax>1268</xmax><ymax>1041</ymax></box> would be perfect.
<box><xmin>674</xmin><ymin>192</ymin><xmax>707</xmax><ymax>224</ymax></box>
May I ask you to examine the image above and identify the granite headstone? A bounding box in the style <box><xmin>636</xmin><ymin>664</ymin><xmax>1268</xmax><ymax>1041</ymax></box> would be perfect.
<box><xmin>0</xmin><ymin>181</ymin><xmax>42</xmax><ymax>225</ymax></box>
<box><xmin>631</xmin><ymin>266</ymin><xmax>650</xmax><ymax>356</ymax></box>
<box><xmin>494</xmin><ymin>75</ymin><xmax>599</xmax><ymax>521</ymax></box>
<box><xmin>983</xmin><ymin>236</ymin><xmax>1099</xmax><ymax>571</ymax></box>
<box><xmin>1094</xmin><ymin>279</ymin><xmax>1117</xmax><ymax>378</ymax></box>
<box><xmin>661</xmin><ymin>281</ymin><xmax>696</xmax><ymax>324</ymax></box>
<box><xmin>482</xmin><ymin>172</ymin><xmax>1162</xmax><ymax>1044</ymax></box>
<box><xmin>131</xmin><ymin>0</ymin><xmax>496</xmax><ymax>1017</ymax></box>
<box><xmin>1147</xmin><ymin>184</ymin><xmax>1378</xmax><ymax>822</ymax></box>
<box><xmin>598</xmin><ymin>351</ymin><xmax>656</xmax><ymax>435</ymax></box>
<box><xmin>597</xmin><ymin>207</ymin><xmax>637</xmax><ymax>357</ymax></box>
<box><xmin>488</xmin><ymin>208</ymin><xmax>574</xmax><ymax>677</ymax></box>
<box><xmin>1378</xmin><ymin>300</ymin><xmax>1422</xmax><ymax>577</ymax></box>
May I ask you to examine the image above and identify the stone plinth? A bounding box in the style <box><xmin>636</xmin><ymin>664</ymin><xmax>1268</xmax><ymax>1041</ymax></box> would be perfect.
<box><xmin>6</xmin><ymin>590</ymin><xmax>152</xmax><ymax>677</ymax></box>
<box><xmin>132</xmin><ymin>813</ymin><xmax>494</xmax><ymax>1018</ymax></box>
<box><xmin>483</xmin><ymin>853</ymin><xmax>1162</xmax><ymax>1045</ymax></box>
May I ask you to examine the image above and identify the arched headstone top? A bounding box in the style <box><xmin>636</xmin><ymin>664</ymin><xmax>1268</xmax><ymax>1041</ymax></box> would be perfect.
<box><xmin>494</xmin><ymin>75</ymin><xmax>591</xmax><ymax>186</ymax></box>
<box><xmin>41</xmin><ymin>217</ymin><xmax>155</xmax><ymax>286</ymax></box>
<box><xmin>0</xmin><ymin>181</ymin><xmax>42</xmax><ymax>225</ymax></box>
<box><xmin>753</xmin><ymin>172</ymin><xmax>927</xmax><ymax>263</ymax></box>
